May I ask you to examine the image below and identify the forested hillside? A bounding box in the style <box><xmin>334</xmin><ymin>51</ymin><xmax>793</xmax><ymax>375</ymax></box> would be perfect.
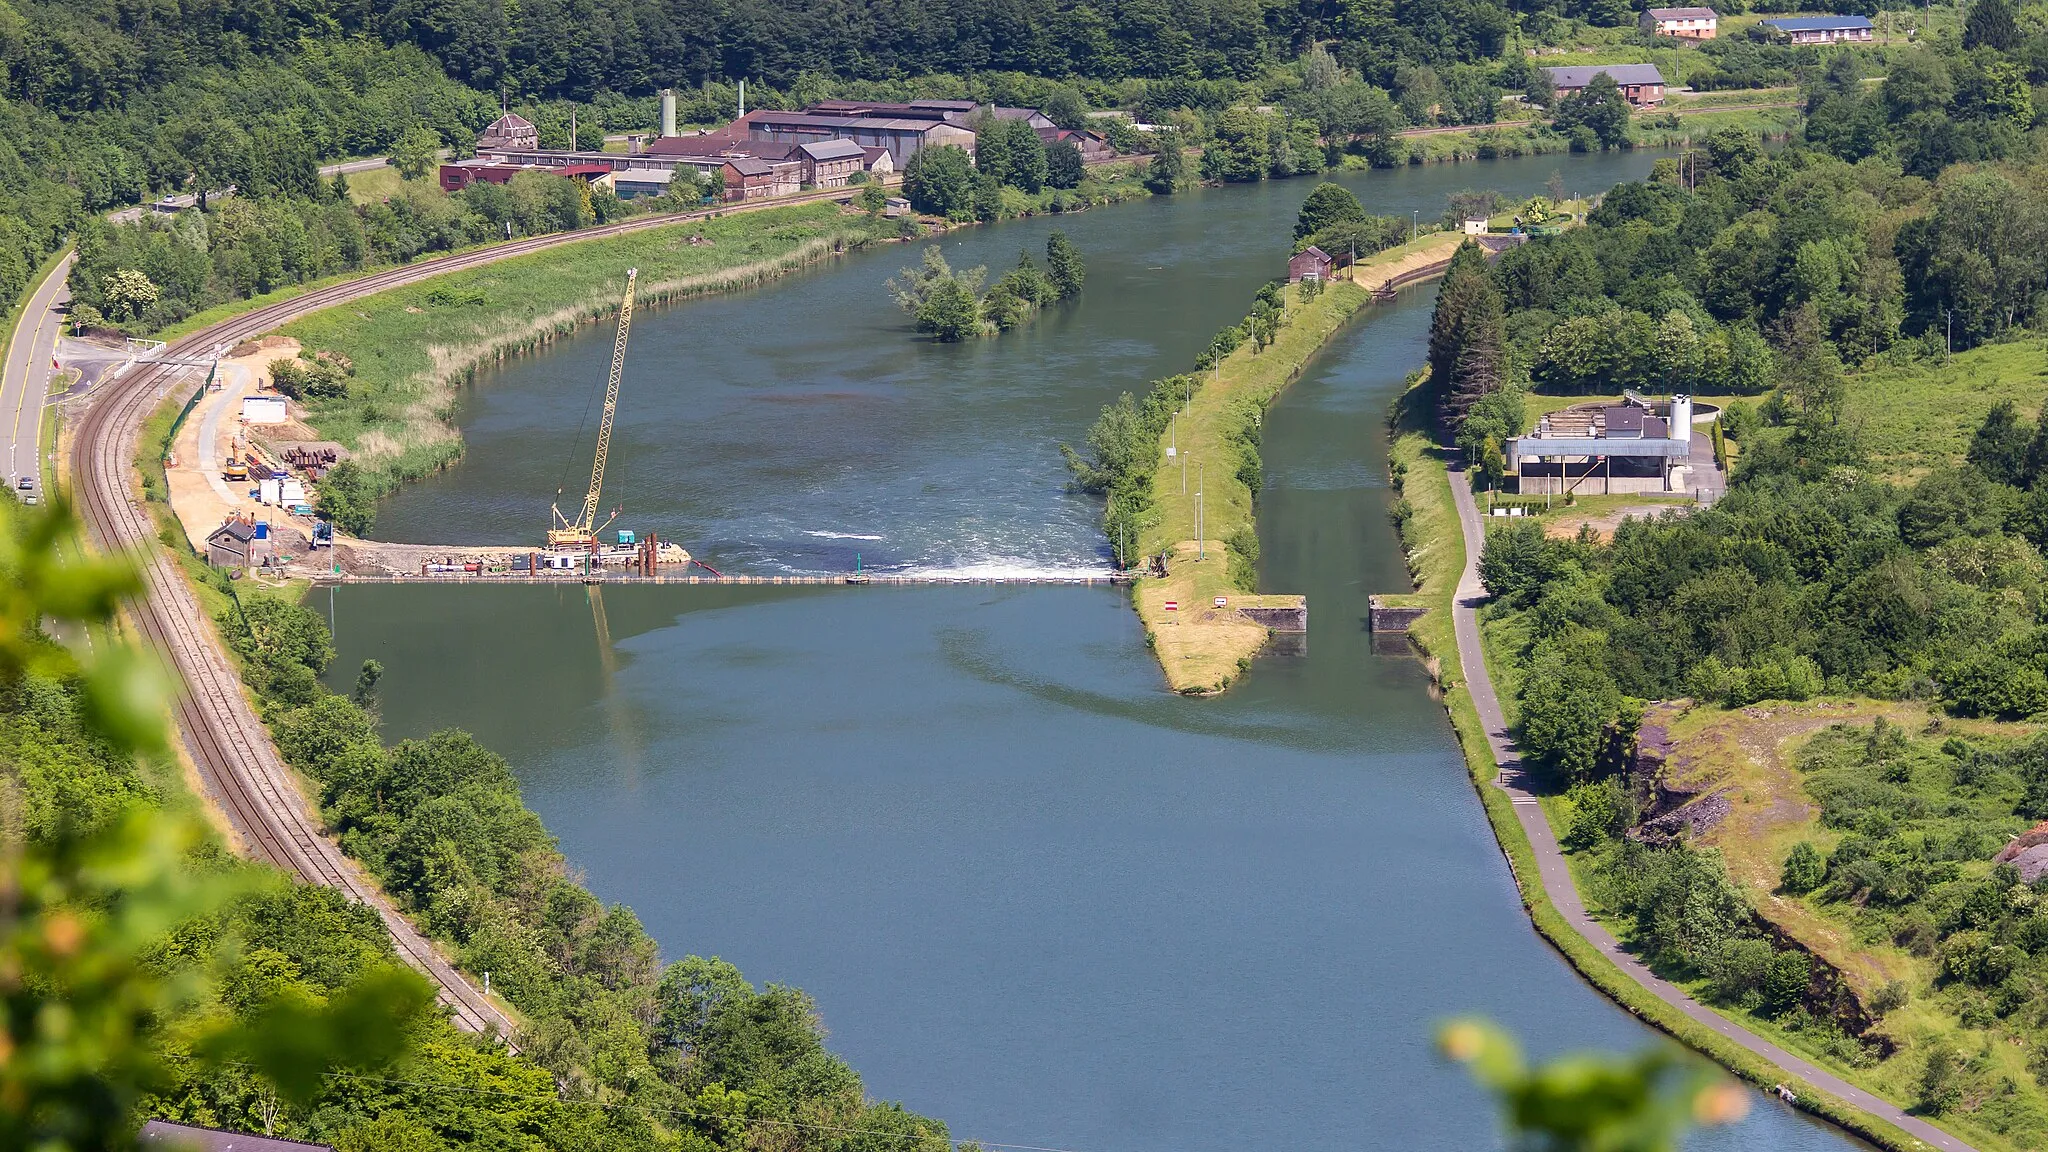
<box><xmin>0</xmin><ymin>0</ymin><xmax>1877</xmax><ymax>317</ymax></box>
<box><xmin>1407</xmin><ymin>5</ymin><xmax>2048</xmax><ymax>1145</ymax></box>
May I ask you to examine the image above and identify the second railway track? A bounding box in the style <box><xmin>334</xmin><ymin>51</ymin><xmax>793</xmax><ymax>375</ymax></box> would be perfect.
<box><xmin>66</xmin><ymin>198</ymin><xmax>817</xmax><ymax>1039</ymax></box>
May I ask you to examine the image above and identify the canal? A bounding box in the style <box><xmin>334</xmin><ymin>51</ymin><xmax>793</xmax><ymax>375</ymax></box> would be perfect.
<box><xmin>330</xmin><ymin>152</ymin><xmax>1867</xmax><ymax>1151</ymax></box>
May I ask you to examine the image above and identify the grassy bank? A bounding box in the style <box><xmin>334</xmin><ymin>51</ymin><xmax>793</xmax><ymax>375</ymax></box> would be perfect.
<box><xmin>1385</xmin><ymin>105</ymin><xmax>1800</xmax><ymax>167</ymax></box>
<box><xmin>1383</xmin><ymin>390</ymin><xmax>1938</xmax><ymax>1152</ymax></box>
<box><xmin>279</xmin><ymin>202</ymin><xmax>892</xmax><ymax>498</ymax></box>
<box><xmin>1133</xmin><ymin>232</ymin><xmax>1462</xmax><ymax>693</ymax></box>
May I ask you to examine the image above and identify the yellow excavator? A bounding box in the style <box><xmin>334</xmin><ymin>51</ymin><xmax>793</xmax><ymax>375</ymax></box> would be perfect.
<box><xmin>549</xmin><ymin>268</ymin><xmax>637</xmax><ymax>550</ymax></box>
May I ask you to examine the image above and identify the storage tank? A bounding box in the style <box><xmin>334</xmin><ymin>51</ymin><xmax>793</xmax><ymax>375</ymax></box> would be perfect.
<box><xmin>661</xmin><ymin>89</ymin><xmax>676</xmax><ymax>138</ymax></box>
<box><xmin>1669</xmin><ymin>394</ymin><xmax>1692</xmax><ymax>440</ymax></box>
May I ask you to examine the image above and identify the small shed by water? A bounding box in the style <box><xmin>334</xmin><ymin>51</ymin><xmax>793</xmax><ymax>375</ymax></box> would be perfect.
<box><xmin>1289</xmin><ymin>246</ymin><xmax>1334</xmax><ymax>284</ymax></box>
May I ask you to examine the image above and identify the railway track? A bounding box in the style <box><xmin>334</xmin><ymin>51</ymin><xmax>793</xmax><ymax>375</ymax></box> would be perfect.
<box><xmin>70</xmin><ymin>198</ymin><xmax>835</xmax><ymax>1039</ymax></box>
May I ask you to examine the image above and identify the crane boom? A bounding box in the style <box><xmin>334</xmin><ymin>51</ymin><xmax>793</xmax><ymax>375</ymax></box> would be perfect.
<box><xmin>550</xmin><ymin>269</ymin><xmax>638</xmax><ymax>548</ymax></box>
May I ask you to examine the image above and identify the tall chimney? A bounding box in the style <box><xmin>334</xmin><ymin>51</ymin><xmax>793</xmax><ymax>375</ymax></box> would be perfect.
<box><xmin>660</xmin><ymin>88</ymin><xmax>677</xmax><ymax>138</ymax></box>
<box><xmin>739</xmin><ymin>79</ymin><xmax>746</xmax><ymax>120</ymax></box>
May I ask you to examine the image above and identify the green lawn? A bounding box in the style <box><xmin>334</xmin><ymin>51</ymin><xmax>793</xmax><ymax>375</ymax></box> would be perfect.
<box><xmin>1848</xmin><ymin>337</ymin><xmax>2048</xmax><ymax>479</ymax></box>
<box><xmin>341</xmin><ymin>165</ymin><xmax>407</xmax><ymax>204</ymax></box>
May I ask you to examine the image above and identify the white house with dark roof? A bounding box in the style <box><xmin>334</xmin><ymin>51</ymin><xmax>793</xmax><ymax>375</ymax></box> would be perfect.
<box><xmin>1640</xmin><ymin>6</ymin><xmax>1717</xmax><ymax>38</ymax></box>
<box><xmin>1544</xmin><ymin>63</ymin><xmax>1667</xmax><ymax>107</ymax></box>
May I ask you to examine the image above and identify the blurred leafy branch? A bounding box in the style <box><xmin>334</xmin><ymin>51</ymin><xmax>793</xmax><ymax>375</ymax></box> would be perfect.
<box><xmin>1440</xmin><ymin>1017</ymin><xmax>1751</xmax><ymax>1152</ymax></box>
<box><xmin>0</xmin><ymin>499</ymin><xmax>429</xmax><ymax>1152</ymax></box>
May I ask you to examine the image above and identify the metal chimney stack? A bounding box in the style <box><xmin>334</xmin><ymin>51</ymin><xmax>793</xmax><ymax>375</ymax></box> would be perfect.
<box><xmin>660</xmin><ymin>88</ymin><xmax>676</xmax><ymax>138</ymax></box>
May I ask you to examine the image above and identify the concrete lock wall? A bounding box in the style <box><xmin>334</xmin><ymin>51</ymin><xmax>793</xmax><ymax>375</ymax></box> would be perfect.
<box><xmin>1240</xmin><ymin>604</ymin><xmax>1308</xmax><ymax>632</ymax></box>
<box><xmin>1367</xmin><ymin>596</ymin><xmax>1428</xmax><ymax>633</ymax></box>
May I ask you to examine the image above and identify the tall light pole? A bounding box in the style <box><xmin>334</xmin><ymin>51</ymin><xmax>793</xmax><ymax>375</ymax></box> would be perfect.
<box><xmin>1197</xmin><ymin>463</ymin><xmax>1205</xmax><ymax>560</ymax></box>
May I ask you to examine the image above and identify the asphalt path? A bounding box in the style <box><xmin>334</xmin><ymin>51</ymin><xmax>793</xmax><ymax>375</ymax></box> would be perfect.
<box><xmin>2</xmin><ymin>252</ymin><xmax>72</xmax><ymax>488</ymax></box>
<box><xmin>1444</xmin><ymin>456</ymin><xmax>1971</xmax><ymax>1152</ymax></box>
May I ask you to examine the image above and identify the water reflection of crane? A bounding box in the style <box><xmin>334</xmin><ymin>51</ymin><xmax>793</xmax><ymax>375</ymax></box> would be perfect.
<box><xmin>586</xmin><ymin>584</ymin><xmax>645</xmax><ymax>785</ymax></box>
<box><xmin>550</xmin><ymin>269</ymin><xmax>637</xmax><ymax>551</ymax></box>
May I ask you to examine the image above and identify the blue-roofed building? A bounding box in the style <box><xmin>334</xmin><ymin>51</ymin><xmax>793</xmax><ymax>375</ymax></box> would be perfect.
<box><xmin>1759</xmin><ymin>14</ymin><xmax>1874</xmax><ymax>43</ymax></box>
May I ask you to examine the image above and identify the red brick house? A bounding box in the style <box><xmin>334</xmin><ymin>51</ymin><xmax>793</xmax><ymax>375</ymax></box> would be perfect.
<box><xmin>1288</xmin><ymin>246</ymin><xmax>1334</xmax><ymax>284</ymax></box>
<box><xmin>721</xmin><ymin>157</ymin><xmax>800</xmax><ymax>201</ymax></box>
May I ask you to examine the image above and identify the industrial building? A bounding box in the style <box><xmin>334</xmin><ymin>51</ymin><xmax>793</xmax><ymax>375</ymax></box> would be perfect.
<box><xmin>438</xmin><ymin>89</ymin><xmax>1089</xmax><ymax>206</ymax></box>
<box><xmin>1505</xmin><ymin>394</ymin><xmax>1721</xmax><ymax>496</ymax></box>
<box><xmin>740</xmin><ymin>109</ymin><xmax>977</xmax><ymax>167</ymax></box>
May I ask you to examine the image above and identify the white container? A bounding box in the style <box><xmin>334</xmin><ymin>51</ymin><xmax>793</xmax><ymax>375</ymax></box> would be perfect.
<box><xmin>241</xmin><ymin>396</ymin><xmax>287</xmax><ymax>424</ymax></box>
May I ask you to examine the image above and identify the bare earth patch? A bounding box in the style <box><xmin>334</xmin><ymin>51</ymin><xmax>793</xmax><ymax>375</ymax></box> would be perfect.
<box><xmin>1668</xmin><ymin>699</ymin><xmax>1926</xmax><ymax>990</ymax></box>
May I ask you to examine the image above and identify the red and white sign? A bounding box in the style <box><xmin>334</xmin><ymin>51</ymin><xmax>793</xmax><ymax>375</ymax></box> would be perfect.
<box><xmin>1163</xmin><ymin>600</ymin><xmax>1179</xmax><ymax>611</ymax></box>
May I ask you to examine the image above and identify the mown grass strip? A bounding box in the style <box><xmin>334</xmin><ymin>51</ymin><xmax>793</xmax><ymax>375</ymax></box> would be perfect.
<box><xmin>1134</xmin><ymin>233</ymin><xmax>1462</xmax><ymax>693</ymax></box>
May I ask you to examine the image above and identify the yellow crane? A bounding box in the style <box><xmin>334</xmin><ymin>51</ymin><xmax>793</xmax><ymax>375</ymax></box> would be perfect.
<box><xmin>550</xmin><ymin>268</ymin><xmax>638</xmax><ymax>550</ymax></box>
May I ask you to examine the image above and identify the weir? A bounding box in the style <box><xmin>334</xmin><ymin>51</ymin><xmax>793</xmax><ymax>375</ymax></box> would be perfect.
<box><xmin>318</xmin><ymin>571</ymin><xmax>1136</xmax><ymax>586</ymax></box>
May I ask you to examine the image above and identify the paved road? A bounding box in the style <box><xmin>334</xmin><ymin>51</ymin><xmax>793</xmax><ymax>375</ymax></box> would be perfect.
<box><xmin>320</xmin><ymin>157</ymin><xmax>389</xmax><ymax>177</ymax></box>
<box><xmin>1443</xmin><ymin>458</ymin><xmax>1966</xmax><ymax>1152</ymax></box>
<box><xmin>2</xmin><ymin>252</ymin><xmax>72</xmax><ymax>488</ymax></box>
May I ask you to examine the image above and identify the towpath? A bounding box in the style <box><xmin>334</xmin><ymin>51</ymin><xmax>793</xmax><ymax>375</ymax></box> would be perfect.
<box><xmin>1444</xmin><ymin>457</ymin><xmax>1970</xmax><ymax>1152</ymax></box>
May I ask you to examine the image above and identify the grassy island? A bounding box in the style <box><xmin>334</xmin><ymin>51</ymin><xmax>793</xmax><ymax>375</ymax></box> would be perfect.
<box><xmin>1130</xmin><ymin>232</ymin><xmax>1465</xmax><ymax>693</ymax></box>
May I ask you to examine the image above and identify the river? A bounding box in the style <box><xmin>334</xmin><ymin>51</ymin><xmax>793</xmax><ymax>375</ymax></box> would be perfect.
<box><xmin>329</xmin><ymin>152</ymin><xmax>1867</xmax><ymax>1151</ymax></box>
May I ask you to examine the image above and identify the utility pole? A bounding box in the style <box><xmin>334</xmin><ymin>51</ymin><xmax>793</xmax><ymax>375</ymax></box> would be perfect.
<box><xmin>1946</xmin><ymin>308</ymin><xmax>1953</xmax><ymax>364</ymax></box>
<box><xmin>1197</xmin><ymin>463</ymin><xmax>1205</xmax><ymax>560</ymax></box>
<box><xmin>1411</xmin><ymin>209</ymin><xmax>1418</xmax><ymax>243</ymax></box>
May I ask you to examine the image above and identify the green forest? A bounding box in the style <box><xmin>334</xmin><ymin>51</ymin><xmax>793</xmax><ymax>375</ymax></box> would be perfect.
<box><xmin>1403</xmin><ymin>3</ymin><xmax>2048</xmax><ymax>1145</ymax></box>
<box><xmin>0</xmin><ymin>0</ymin><xmax>1935</xmax><ymax>331</ymax></box>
